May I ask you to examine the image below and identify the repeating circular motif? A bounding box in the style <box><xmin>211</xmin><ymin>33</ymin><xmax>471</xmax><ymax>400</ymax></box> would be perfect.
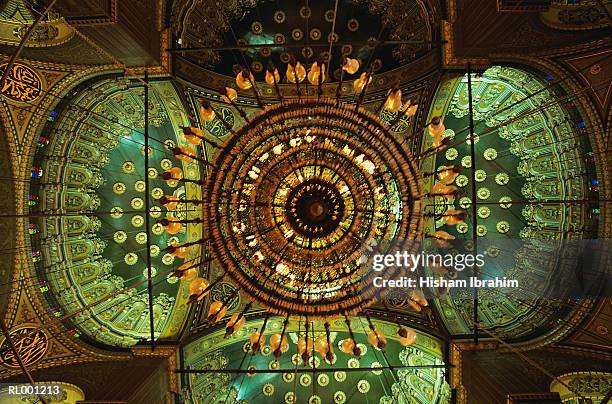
<box><xmin>487</xmin><ymin>246</ymin><xmax>501</xmax><ymax>257</ymax></box>
<box><xmin>589</xmin><ymin>64</ymin><xmax>601</xmax><ymax>75</ymax></box>
<box><xmin>299</xmin><ymin>6</ymin><xmax>311</xmax><ymax>18</ymax></box>
<box><xmin>443</xmin><ymin>128</ymin><xmax>456</xmax><ymax>140</ymax></box>
<box><xmin>251</xmin><ymin>21</ymin><xmax>263</xmax><ymax>35</ymax></box>
<box><xmin>478</xmin><ymin>206</ymin><xmax>491</xmax><ymax>219</ymax></box>
<box><xmin>302</xmin><ymin>46</ymin><xmax>314</xmax><ymax>59</ymax></box>
<box><xmin>371</xmin><ymin>361</ymin><xmax>383</xmax><ymax>375</ymax></box>
<box><xmin>148</xmin><ymin>168</ymin><xmax>158</xmax><ymax>178</ymax></box>
<box><xmin>166</xmin><ymin>274</ymin><xmax>179</xmax><ymax>284</ymax></box>
<box><xmin>291</xmin><ymin>353</ymin><xmax>301</xmax><ymax>365</ymax></box>
<box><xmin>268</xmin><ymin>360</ymin><xmax>279</xmax><ymax>370</ymax></box>
<box><xmin>142</xmin><ymin>266</ymin><xmax>157</xmax><ymax>278</ymax></box>
<box><xmin>140</xmin><ymin>145</ymin><xmax>153</xmax><ymax>155</ymax></box>
<box><xmin>135</xmin><ymin>180</ymin><xmax>146</xmax><ymax>192</ymax></box>
<box><xmin>327</xmin><ymin>32</ymin><xmax>339</xmax><ymax>43</ymax></box>
<box><xmin>476</xmin><ymin>224</ymin><xmax>487</xmax><ymax>237</ymax></box>
<box><xmin>122</xmin><ymin>161</ymin><xmax>135</xmax><ymax>173</ymax></box>
<box><xmin>333</xmin><ymin>391</ymin><xmax>347</xmax><ymax>404</ymax></box>
<box><xmin>475</xmin><ymin>169</ymin><xmax>487</xmax><ymax>182</ymax></box>
<box><xmin>334</xmin><ymin>371</ymin><xmax>346</xmax><ymax>382</ymax></box>
<box><xmin>357</xmin><ymin>380</ymin><xmax>370</xmax><ymax>394</ymax></box>
<box><xmin>347</xmin><ymin>18</ymin><xmax>359</xmax><ymax>31</ymax></box>
<box><xmin>274</xmin><ymin>33</ymin><xmax>286</xmax><ymax>44</ymax></box>
<box><xmin>162</xmin><ymin>253</ymin><xmax>175</xmax><ymax>265</ymax></box>
<box><xmin>149</xmin><ymin>206</ymin><xmax>162</xmax><ymax>218</ymax></box>
<box><xmin>284</xmin><ymin>392</ymin><xmax>295</xmax><ymax>403</ymax></box>
<box><xmin>114</xmin><ymin>231</ymin><xmax>127</xmax><ymax>243</ymax></box>
<box><xmin>291</xmin><ymin>28</ymin><xmax>303</xmax><ymax>41</ymax></box>
<box><xmin>324</xmin><ymin>9</ymin><xmax>335</xmax><ymax>22</ymax></box>
<box><xmin>262</xmin><ymin>383</ymin><xmax>274</xmax><ymax>397</ymax></box>
<box><xmin>164</xmin><ymin>139</ymin><xmax>175</xmax><ymax>149</ymax></box>
<box><xmin>252</xmin><ymin>61</ymin><xmax>264</xmax><ymax>73</ymax></box>
<box><xmin>160</xmin><ymin>158</ymin><xmax>173</xmax><ymax>170</ymax></box>
<box><xmin>477</xmin><ymin>187</ymin><xmax>490</xmax><ymax>199</ymax></box>
<box><xmin>467</xmin><ymin>134</ymin><xmax>479</xmax><ymax>144</ymax></box>
<box><xmin>317</xmin><ymin>373</ymin><xmax>329</xmax><ymax>386</ymax></box>
<box><xmin>131</xmin><ymin>197</ymin><xmax>144</xmax><ymax>209</ymax></box>
<box><xmin>455</xmin><ymin>174</ymin><xmax>469</xmax><ymax>187</ymax></box>
<box><xmin>247</xmin><ymin>365</ymin><xmax>257</xmax><ymax>376</ymax></box>
<box><xmin>124</xmin><ymin>252</ymin><xmax>138</xmax><ymax>265</ymax></box>
<box><xmin>495</xmin><ymin>173</ymin><xmax>509</xmax><ymax>185</ymax></box>
<box><xmin>110</xmin><ymin>206</ymin><xmax>123</xmax><ymax>219</ymax></box>
<box><xmin>484</xmin><ymin>148</ymin><xmax>498</xmax><ymax>161</ymax></box>
<box><xmin>274</xmin><ymin>10</ymin><xmax>286</xmax><ymax>23</ymax></box>
<box><xmin>307</xmin><ymin>355</ymin><xmax>321</xmax><ymax>368</ymax></box>
<box><xmin>151</xmin><ymin>187</ymin><xmax>164</xmax><ymax>199</ymax></box>
<box><xmin>461</xmin><ymin>156</ymin><xmax>472</xmax><ymax>168</ymax></box>
<box><xmin>457</xmin><ymin>222</ymin><xmax>468</xmax><ymax>234</ymax></box>
<box><xmin>300</xmin><ymin>374</ymin><xmax>312</xmax><ymax>387</ymax></box>
<box><xmin>113</xmin><ymin>182</ymin><xmax>126</xmax><ymax>194</ymax></box>
<box><xmin>356</xmin><ymin>343</ymin><xmax>367</xmax><ymax>355</ymax></box>
<box><xmin>150</xmin><ymin>245</ymin><xmax>160</xmax><ymax>257</ymax></box>
<box><xmin>445</xmin><ymin>148</ymin><xmax>458</xmax><ymax>160</ymax></box>
<box><xmin>280</xmin><ymin>52</ymin><xmax>291</xmax><ymax>63</ymax></box>
<box><xmin>309</xmin><ymin>28</ymin><xmax>321</xmax><ymax>41</ymax></box>
<box><xmin>499</xmin><ymin>196</ymin><xmax>512</xmax><ymax>209</ymax></box>
<box><xmin>260</xmin><ymin>47</ymin><xmax>271</xmax><ymax>57</ymax></box>
<box><xmin>341</xmin><ymin>44</ymin><xmax>352</xmax><ymax>56</ymax></box>
<box><xmin>131</xmin><ymin>215</ymin><xmax>144</xmax><ymax>227</ymax></box>
<box><xmin>261</xmin><ymin>345</ymin><xmax>272</xmax><ymax>356</ymax></box>
<box><xmin>348</xmin><ymin>358</ymin><xmax>360</xmax><ymax>368</ymax></box>
<box><xmin>152</xmin><ymin>223</ymin><xmax>164</xmax><ymax>235</ymax></box>
<box><xmin>371</xmin><ymin>58</ymin><xmax>383</xmax><ymax>72</ymax></box>
<box><xmin>282</xmin><ymin>372</ymin><xmax>294</xmax><ymax>382</ymax></box>
<box><xmin>319</xmin><ymin>51</ymin><xmax>331</xmax><ymax>63</ymax></box>
<box><xmin>496</xmin><ymin>221</ymin><xmax>510</xmax><ymax>234</ymax></box>
<box><xmin>135</xmin><ymin>232</ymin><xmax>147</xmax><ymax>244</ymax></box>
<box><xmin>459</xmin><ymin>197</ymin><xmax>471</xmax><ymax>209</ymax></box>
<box><xmin>308</xmin><ymin>395</ymin><xmax>321</xmax><ymax>404</ymax></box>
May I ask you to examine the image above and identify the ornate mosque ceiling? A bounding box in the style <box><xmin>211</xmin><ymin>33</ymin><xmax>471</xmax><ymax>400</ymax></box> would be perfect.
<box><xmin>30</xmin><ymin>77</ymin><xmax>198</xmax><ymax>347</ymax></box>
<box><xmin>0</xmin><ymin>0</ymin><xmax>609</xmax><ymax>402</ymax></box>
<box><xmin>182</xmin><ymin>318</ymin><xmax>450</xmax><ymax>404</ymax></box>
<box><xmin>423</xmin><ymin>66</ymin><xmax>599</xmax><ymax>339</ymax></box>
<box><xmin>171</xmin><ymin>0</ymin><xmax>440</xmax><ymax>78</ymax></box>
<box><xmin>25</xmin><ymin>64</ymin><xmax>602</xmax><ymax>353</ymax></box>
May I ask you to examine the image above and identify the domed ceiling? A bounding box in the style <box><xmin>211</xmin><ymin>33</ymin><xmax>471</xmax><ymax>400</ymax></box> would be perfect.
<box><xmin>171</xmin><ymin>0</ymin><xmax>439</xmax><ymax>78</ymax></box>
<box><xmin>423</xmin><ymin>66</ymin><xmax>598</xmax><ymax>339</ymax></box>
<box><xmin>25</xmin><ymin>59</ymin><xmax>602</xmax><ymax>357</ymax></box>
<box><xmin>30</xmin><ymin>78</ymin><xmax>200</xmax><ymax>347</ymax></box>
<box><xmin>182</xmin><ymin>318</ymin><xmax>450</xmax><ymax>404</ymax></box>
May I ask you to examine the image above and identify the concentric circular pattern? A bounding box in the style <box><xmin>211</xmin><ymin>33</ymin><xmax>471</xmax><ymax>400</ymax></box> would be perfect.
<box><xmin>204</xmin><ymin>99</ymin><xmax>422</xmax><ymax>317</ymax></box>
<box><xmin>283</xmin><ymin>178</ymin><xmax>346</xmax><ymax>240</ymax></box>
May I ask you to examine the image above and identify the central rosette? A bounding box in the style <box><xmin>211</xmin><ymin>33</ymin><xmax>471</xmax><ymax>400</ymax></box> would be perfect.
<box><xmin>286</xmin><ymin>179</ymin><xmax>345</xmax><ymax>238</ymax></box>
<box><xmin>204</xmin><ymin>99</ymin><xmax>423</xmax><ymax>317</ymax></box>
<box><xmin>276</xmin><ymin>172</ymin><xmax>353</xmax><ymax>248</ymax></box>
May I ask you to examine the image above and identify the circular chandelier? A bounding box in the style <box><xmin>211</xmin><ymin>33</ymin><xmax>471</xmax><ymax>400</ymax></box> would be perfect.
<box><xmin>158</xmin><ymin>57</ymin><xmax>462</xmax><ymax>358</ymax></box>
<box><xmin>204</xmin><ymin>98</ymin><xmax>423</xmax><ymax>317</ymax></box>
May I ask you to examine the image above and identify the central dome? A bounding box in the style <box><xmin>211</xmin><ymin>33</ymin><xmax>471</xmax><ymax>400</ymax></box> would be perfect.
<box><xmin>204</xmin><ymin>98</ymin><xmax>423</xmax><ymax>317</ymax></box>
